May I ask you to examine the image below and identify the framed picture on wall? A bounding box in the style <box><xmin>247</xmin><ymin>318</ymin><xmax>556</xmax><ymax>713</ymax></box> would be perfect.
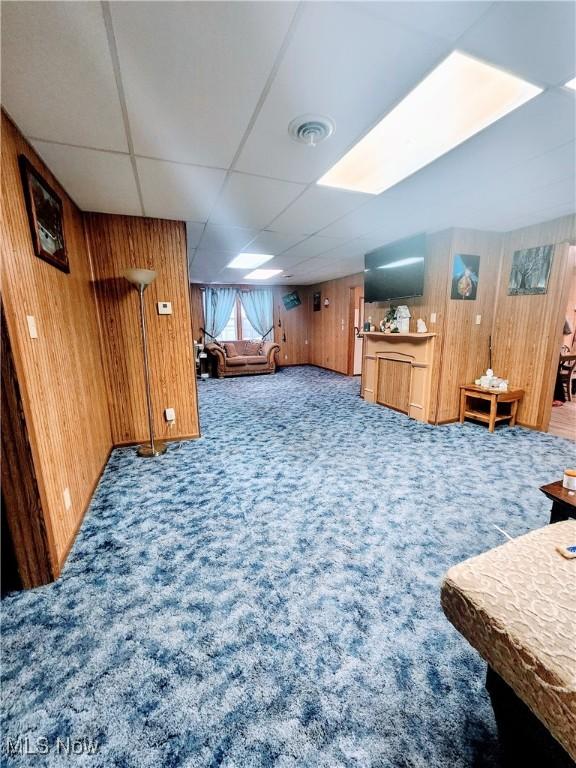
<box><xmin>282</xmin><ymin>290</ymin><xmax>301</xmax><ymax>310</ymax></box>
<box><xmin>313</xmin><ymin>291</ymin><xmax>321</xmax><ymax>312</ymax></box>
<box><xmin>18</xmin><ymin>155</ymin><xmax>69</xmax><ymax>274</ymax></box>
<box><xmin>451</xmin><ymin>253</ymin><xmax>480</xmax><ymax>300</ymax></box>
<box><xmin>508</xmin><ymin>245</ymin><xmax>553</xmax><ymax>295</ymax></box>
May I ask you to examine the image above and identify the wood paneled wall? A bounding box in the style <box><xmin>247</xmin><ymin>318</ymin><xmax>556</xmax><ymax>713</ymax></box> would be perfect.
<box><xmin>435</xmin><ymin>229</ymin><xmax>503</xmax><ymax>423</ymax></box>
<box><xmin>1</xmin><ymin>112</ymin><xmax>112</xmax><ymax>570</ymax></box>
<box><xmin>492</xmin><ymin>215</ymin><xmax>576</xmax><ymax>429</ymax></box>
<box><xmin>306</xmin><ymin>274</ymin><xmax>363</xmax><ymax>374</ymax></box>
<box><xmin>85</xmin><ymin>214</ymin><xmax>199</xmax><ymax>445</ymax></box>
<box><xmin>189</xmin><ymin>284</ymin><xmax>310</xmax><ymax>366</ymax></box>
<box><xmin>273</xmin><ymin>288</ymin><xmax>310</xmax><ymax>365</ymax></box>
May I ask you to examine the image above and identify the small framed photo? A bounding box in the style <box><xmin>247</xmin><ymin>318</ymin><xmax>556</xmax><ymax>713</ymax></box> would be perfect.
<box><xmin>18</xmin><ymin>155</ymin><xmax>69</xmax><ymax>274</ymax></box>
<box><xmin>451</xmin><ymin>253</ymin><xmax>480</xmax><ymax>300</ymax></box>
<box><xmin>282</xmin><ymin>290</ymin><xmax>301</xmax><ymax>310</ymax></box>
<box><xmin>313</xmin><ymin>291</ymin><xmax>321</xmax><ymax>312</ymax></box>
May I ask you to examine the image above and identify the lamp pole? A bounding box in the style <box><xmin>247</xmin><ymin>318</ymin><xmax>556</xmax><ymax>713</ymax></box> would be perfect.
<box><xmin>123</xmin><ymin>268</ymin><xmax>167</xmax><ymax>457</ymax></box>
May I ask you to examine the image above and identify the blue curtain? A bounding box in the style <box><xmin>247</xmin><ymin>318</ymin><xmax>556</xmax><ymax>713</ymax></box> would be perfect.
<box><xmin>203</xmin><ymin>287</ymin><xmax>237</xmax><ymax>339</ymax></box>
<box><xmin>240</xmin><ymin>289</ymin><xmax>274</xmax><ymax>340</ymax></box>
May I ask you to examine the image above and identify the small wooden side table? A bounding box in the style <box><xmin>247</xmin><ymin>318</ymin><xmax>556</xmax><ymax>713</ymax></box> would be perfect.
<box><xmin>540</xmin><ymin>480</ymin><xmax>576</xmax><ymax>524</ymax></box>
<box><xmin>459</xmin><ymin>384</ymin><xmax>524</xmax><ymax>432</ymax></box>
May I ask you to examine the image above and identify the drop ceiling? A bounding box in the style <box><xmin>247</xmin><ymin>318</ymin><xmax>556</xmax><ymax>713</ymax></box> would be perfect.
<box><xmin>2</xmin><ymin>1</ymin><xmax>575</xmax><ymax>285</ymax></box>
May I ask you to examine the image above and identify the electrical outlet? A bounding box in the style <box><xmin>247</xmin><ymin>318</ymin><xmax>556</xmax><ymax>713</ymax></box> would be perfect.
<box><xmin>63</xmin><ymin>487</ymin><xmax>72</xmax><ymax>511</ymax></box>
<box><xmin>475</xmin><ymin>314</ymin><xmax>482</xmax><ymax>325</ymax></box>
<box><xmin>26</xmin><ymin>315</ymin><xmax>38</xmax><ymax>339</ymax></box>
<box><xmin>164</xmin><ymin>407</ymin><xmax>176</xmax><ymax>422</ymax></box>
<box><xmin>157</xmin><ymin>302</ymin><xmax>172</xmax><ymax>315</ymax></box>
<box><xmin>284</xmin><ymin>354</ymin><xmax>288</xmax><ymax>360</ymax></box>
<box><xmin>430</xmin><ymin>312</ymin><xmax>437</xmax><ymax>323</ymax></box>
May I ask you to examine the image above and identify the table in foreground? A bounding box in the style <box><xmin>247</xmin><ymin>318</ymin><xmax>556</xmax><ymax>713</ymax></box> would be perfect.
<box><xmin>540</xmin><ymin>480</ymin><xmax>576</xmax><ymax>523</ymax></box>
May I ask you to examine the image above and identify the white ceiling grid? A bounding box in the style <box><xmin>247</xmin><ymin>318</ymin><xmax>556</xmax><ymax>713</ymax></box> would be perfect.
<box><xmin>2</xmin><ymin>1</ymin><xmax>574</xmax><ymax>285</ymax></box>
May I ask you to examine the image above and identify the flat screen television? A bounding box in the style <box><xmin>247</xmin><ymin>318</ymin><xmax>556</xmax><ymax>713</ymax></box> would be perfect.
<box><xmin>364</xmin><ymin>233</ymin><xmax>426</xmax><ymax>302</ymax></box>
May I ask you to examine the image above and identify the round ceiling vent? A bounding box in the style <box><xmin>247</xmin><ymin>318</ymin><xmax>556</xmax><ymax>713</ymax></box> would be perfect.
<box><xmin>288</xmin><ymin>115</ymin><xmax>335</xmax><ymax>147</ymax></box>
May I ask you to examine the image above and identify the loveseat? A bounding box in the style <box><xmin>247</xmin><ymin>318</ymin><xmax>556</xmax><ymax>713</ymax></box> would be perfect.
<box><xmin>205</xmin><ymin>340</ymin><xmax>280</xmax><ymax>378</ymax></box>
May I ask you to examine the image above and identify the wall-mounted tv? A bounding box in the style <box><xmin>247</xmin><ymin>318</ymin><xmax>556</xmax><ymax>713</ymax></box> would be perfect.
<box><xmin>364</xmin><ymin>233</ymin><xmax>426</xmax><ymax>302</ymax></box>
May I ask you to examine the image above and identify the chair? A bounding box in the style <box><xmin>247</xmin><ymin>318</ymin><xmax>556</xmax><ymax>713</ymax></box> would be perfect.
<box><xmin>558</xmin><ymin>352</ymin><xmax>576</xmax><ymax>401</ymax></box>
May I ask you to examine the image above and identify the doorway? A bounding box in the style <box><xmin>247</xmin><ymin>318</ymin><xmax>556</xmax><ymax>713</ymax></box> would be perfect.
<box><xmin>548</xmin><ymin>248</ymin><xmax>576</xmax><ymax>440</ymax></box>
<box><xmin>348</xmin><ymin>286</ymin><xmax>364</xmax><ymax>376</ymax></box>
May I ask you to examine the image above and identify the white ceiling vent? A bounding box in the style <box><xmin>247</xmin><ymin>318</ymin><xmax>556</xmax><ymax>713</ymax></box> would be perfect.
<box><xmin>288</xmin><ymin>115</ymin><xmax>335</xmax><ymax>147</ymax></box>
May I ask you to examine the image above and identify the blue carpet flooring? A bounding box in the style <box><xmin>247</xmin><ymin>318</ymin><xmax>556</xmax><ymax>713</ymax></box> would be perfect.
<box><xmin>2</xmin><ymin>366</ymin><xmax>573</xmax><ymax>767</ymax></box>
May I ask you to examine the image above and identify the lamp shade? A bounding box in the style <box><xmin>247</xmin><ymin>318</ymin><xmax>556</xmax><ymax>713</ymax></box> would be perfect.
<box><xmin>123</xmin><ymin>267</ymin><xmax>157</xmax><ymax>287</ymax></box>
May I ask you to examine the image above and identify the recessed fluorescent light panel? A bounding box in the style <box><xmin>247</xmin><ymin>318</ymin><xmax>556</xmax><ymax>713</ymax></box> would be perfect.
<box><xmin>227</xmin><ymin>253</ymin><xmax>274</xmax><ymax>269</ymax></box>
<box><xmin>565</xmin><ymin>77</ymin><xmax>576</xmax><ymax>90</ymax></box>
<box><xmin>318</xmin><ymin>51</ymin><xmax>542</xmax><ymax>195</ymax></box>
<box><xmin>244</xmin><ymin>269</ymin><xmax>283</xmax><ymax>280</ymax></box>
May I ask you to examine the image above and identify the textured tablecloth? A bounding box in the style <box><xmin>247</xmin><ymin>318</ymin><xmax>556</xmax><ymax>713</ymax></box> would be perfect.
<box><xmin>441</xmin><ymin>520</ymin><xmax>576</xmax><ymax>760</ymax></box>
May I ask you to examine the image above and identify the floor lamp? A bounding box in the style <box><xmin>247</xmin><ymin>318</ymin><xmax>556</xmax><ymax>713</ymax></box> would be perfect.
<box><xmin>123</xmin><ymin>268</ymin><xmax>167</xmax><ymax>458</ymax></box>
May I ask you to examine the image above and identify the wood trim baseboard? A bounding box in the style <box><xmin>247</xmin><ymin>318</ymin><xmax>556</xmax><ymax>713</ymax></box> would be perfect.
<box><xmin>112</xmin><ymin>433</ymin><xmax>201</xmax><ymax>448</ymax></box>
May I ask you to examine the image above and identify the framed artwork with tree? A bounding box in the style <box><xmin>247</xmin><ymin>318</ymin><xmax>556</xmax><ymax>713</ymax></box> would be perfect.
<box><xmin>508</xmin><ymin>245</ymin><xmax>553</xmax><ymax>295</ymax></box>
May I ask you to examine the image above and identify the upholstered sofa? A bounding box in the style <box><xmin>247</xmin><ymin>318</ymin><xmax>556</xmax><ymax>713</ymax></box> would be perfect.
<box><xmin>205</xmin><ymin>340</ymin><xmax>280</xmax><ymax>378</ymax></box>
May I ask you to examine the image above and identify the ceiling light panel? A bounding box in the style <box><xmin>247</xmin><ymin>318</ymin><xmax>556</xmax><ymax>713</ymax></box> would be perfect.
<box><xmin>318</xmin><ymin>51</ymin><xmax>542</xmax><ymax>195</ymax></box>
<box><xmin>227</xmin><ymin>253</ymin><xmax>274</xmax><ymax>269</ymax></box>
<box><xmin>565</xmin><ymin>77</ymin><xmax>576</xmax><ymax>90</ymax></box>
<box><xmin>244</xmin><ymin>269</ymin><xmax>283</xmax><ymax>280</ymax></box>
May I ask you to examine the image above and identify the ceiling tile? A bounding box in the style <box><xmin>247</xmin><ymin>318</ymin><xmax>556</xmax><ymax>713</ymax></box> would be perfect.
<box><xmin>209</xmin><ymin>173</ymin><xmax>305</xmax><ymax>229</ymax></box>
<box><xmin>186</xmin><ymin>222</ymin><xmax>205</xmax><ymax>250</ymax></box>
<box><xmin>235</xmin><ymin>2</ymin><xmax>450</xmax><ymax>182</ymax></box>
<box><xmin>458</xmin><ymin>1</ymin><xmax>576</xmax><ymax>86</ymax></box>
<box><xmin>276</xmin><ymin>235</ymin><xmax>349</xmax><ymax>263</ymax></box>
<box><xmin>189</xmin><ymin>250</ymin><xmax>237</xmax><ymax>283</ymax></box>
<box><xmin>365</xmin><ymin>2</ymin><xmax>492</xmax><ymax>44</ymax></box>
<box><xmin>269</xmin><ymin>186</ymin><xmax>371</xmax><ymax>235</ymax></box>
<box><xmin>2</xmin><ymin>2</ymin><xmax>127</xmax><ymax>151</ymax></box>
<box><xmin>314</xmin><ymin>240</ymin><xmax>368</xmax><ymax>263</ymax></box>
<box><xmin>110</xmin><ymin>1</ymin><xmax>298</xmax><ymax>166</ymax></box>
<box><xmin>242</xmin><ymin>230</ymin><xmax>304</xmax><ymax>255</ymax></box>
<box><xmin>137</xmin><ymin>158</ymin><xmax>226</xmax><ymax>221</ymax></box>
<box><xmin>199</xmin><ymin>224</ymin><xmax>258</xmax><ymax>253</ymax></box>
<box><xmin>31</xmin><ymin>142</ymin><xmax>141</xmax><ymax>215</ymax></box>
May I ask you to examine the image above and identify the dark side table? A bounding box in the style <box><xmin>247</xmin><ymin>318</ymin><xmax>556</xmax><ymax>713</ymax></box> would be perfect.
<box><xmin>540</xmin><ymin>480</ymin><xmax>576</xmax><ymax>523</ymax></box>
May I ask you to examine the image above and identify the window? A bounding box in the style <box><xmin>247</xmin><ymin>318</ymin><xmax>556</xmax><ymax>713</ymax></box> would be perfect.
<box><xmin>217</xmin><ymin>297</ymin><xmax>262</xmax><ymax>341</ymax></box>
<box><xmin>218</xmin><ymin>301</ymin><xmax>238</xmax><ymax>341</ymax></box>
<box><xmin>239</xmin><ymin>304</ymin><xmax>260</xmax><ymax>340</ymax></box>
